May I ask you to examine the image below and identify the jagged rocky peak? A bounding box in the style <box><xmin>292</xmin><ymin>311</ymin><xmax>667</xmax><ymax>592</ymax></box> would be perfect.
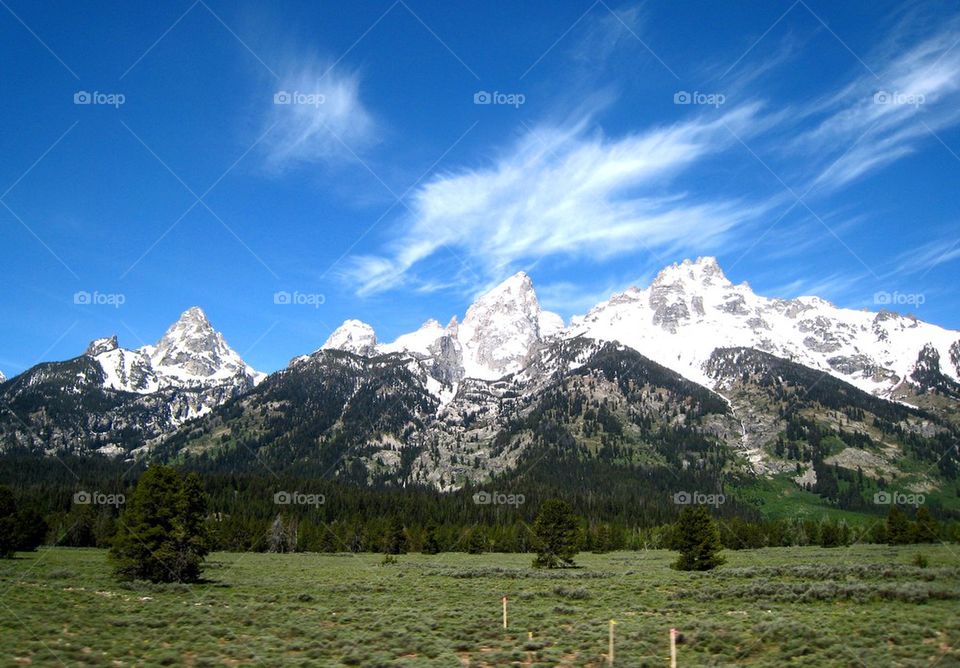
<box><xmin>151</xmin><ymin>307</ymin><xmax>218</xmax><ymax>360</ymax></box>
<box><xmin>85</xmin><ymin>335</ymin><xmax>120</xmax><ymax>357</ymax></box>
<box><xmin>652</xmin><ymin>256</ymin><xmax>731</xmax><ymax>288</ymax></box>
<box><xmin>646</xmin><ymin>257</ymin><xmax>747</xmax><ymax>332</ymax></box>
<box><xmin>322</xmin><ymin>319</ymin><xmax>378</xmax><ymax>356</ymax></box>
<box><xmin>147</xmin><ymin>306</ymin><xmax>261</xmax><ymax>384</ymax></box>
<box><xmin>903</xmin><ymin>342</ymin><xmax>960</xmax><ymax>399</ymax></box>
<box><xmin>910</xmin><ymin>343</ymin><xmax>942</xmax><ymax>384</ymax></box>
<box><xmin>458</xmin><ymin>271</ymin><xmax>562</xmax><ymax>379</ymax></box>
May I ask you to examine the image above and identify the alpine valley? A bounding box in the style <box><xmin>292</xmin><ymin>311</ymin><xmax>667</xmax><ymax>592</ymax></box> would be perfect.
<box><xmin>2</xmin><ymin>258</ymin><xmax>958</xmax><ymax>511</ymax></box>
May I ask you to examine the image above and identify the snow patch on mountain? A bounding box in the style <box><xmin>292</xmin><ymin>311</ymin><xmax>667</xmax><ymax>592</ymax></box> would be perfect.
<box><xmin>93</xmin><ymin>346</ymin><xmax>159</xmax><ymax>393</ymax></box>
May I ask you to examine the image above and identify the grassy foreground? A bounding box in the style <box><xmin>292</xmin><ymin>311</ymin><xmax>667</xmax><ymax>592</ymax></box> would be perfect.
<box><xmin>1</xmin><ymin>546</ymin><xmax>958</xmax><ymax>666</ymax></box>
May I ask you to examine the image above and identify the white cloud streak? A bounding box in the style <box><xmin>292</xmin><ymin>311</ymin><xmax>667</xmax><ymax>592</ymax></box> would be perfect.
<box><xmin>344</xmin><ymin>104</ymin><xmax>768</xmax><ymax>295</ymax></box>
<box><xmin>893</xmin><ymin>237</ymin><xmax>960</xmax><ymax>275</ymax></box>
<box><xmin>261</xmin><ymin>58</ymin><xmax>377</xmax><ymax>171</ymax></box>
<box><xmin>792</xmin><ymin>20</ymin><xmax>960</xmax><ymax>190</ymax></box>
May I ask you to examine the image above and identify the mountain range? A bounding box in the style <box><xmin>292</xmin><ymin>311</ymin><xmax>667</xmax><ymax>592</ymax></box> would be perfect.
<box><xmin>1</xmin><ymin>257</ymin><xmax>958</xmax><ymax>500</ymax></box>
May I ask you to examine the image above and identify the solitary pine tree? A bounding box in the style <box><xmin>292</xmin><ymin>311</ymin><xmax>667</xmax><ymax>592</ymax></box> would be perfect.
<box><xmin>592</xmin><ymin>524</ymin><xmax>612</xmax><ymax>554</ymax></box>
<box><xmin>673</xmin><ymin>505</ymin><xmax>725</xmax><ymax>571</ymax></box>
<box><xmin>532</xmin><ymin>499</ymin><xmax>579</xmax><ymax>569</ymax></box>
<box><xmin>110</xmin><ymin>466</ymin><xmax>210</xmax><ymax>583</ymax></box>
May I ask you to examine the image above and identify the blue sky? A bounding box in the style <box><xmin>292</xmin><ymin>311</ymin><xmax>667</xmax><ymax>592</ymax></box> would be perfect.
<box><xmin>1</xmin><ymin>0</ymin><xmax>958</xmax><ymax>375</ymax></box>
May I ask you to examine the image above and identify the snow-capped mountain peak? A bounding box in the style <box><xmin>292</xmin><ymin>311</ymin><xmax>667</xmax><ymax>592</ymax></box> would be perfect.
<box><xmin>322</xmin><ymin>319</ymin><xmax>378</xmax><ymax>356</ymax></box>
<box><xmin>85</xmin><ymin>335</ymin><xmax>120</xmax><ymax>357</ymax></box>
<box><xmin>321</xmin><ymin>271</ymin><xmax>563</xmax><ymax>385</ymax></box>
<box><xmin>574</xmin><ymin>257</ymin><xmax>960</xmax><ymax>397</ymax></box>
<box><xmin>458</xmin><ymin>271</ymin><xmax>562</xmax><ymax>380</ymax></box>
<box><xmin>380</xmin><ymin>319</ymin><xmax>445</xmax><ymax>355</ymax></box>
<box><xmin>78</xmin><ymin>307</ymin><xmax>264</xmax><ymax>395</ymax></box>
<box><xmin>651</xmin><ymin>256</ymin><xmax>732</xmax><ymax>289</ymax></box>
<box><xmin>146</xmin><ymin>306</ymin><xmax>261</xmax><ymax>386</ymax></box>
<box><xmin>308</xmin><ymin>259</ymin><xmax>959</xmax><ymax>402</ymax></box>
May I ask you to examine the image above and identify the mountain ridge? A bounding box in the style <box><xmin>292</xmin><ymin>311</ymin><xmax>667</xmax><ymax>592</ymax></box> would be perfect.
<box><xmin>319</xmin><ymin>258</ymin><xmax>959</xmax><ymax>408</ymax></box>
<box><xmin>1</xmin><ymin>259</ymin><xmax>957</xmax><ymax>501</ymax></box>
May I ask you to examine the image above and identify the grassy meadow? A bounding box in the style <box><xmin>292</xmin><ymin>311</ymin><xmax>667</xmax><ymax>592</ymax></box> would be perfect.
<box><xmin>1</xmin><ymin>545</ymin><xmax>958</xmax><ymax>666</ymax></box>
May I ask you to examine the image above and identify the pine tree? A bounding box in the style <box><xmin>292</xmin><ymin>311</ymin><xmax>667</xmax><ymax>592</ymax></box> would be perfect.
<box><xmin>532</xmin><ymin>499</ymin><xmax>579</xmax><ymax>568</ymax></box>
<box><xmin>914</xmin><ymin>507</ymin><xmax>939</xmax><ymax>543</ymax></box>
<box><xmin>672</xmin><ymin>505</ymin><xmax>725</xmax><ymax>571</ymax></box>
<box><xmin>110</xmin><ymin>466</ymin><xmax>210</xmax><ymax>583</ymax></box>
<box><xmin>0</xmin><ymin>486</ymin><xmax>16</xmax><ymax>558</ymax></box>
<box><xmin>819</xmin><ymin>520</ymin><xmax>841</xmax><ymax>548</ymax></box>
<box><xmin>885</xmin><ymin>506</ymin><xmax>912</xmax><ymax>545</ymax></box>
<box><xmin>14</xmin><ymin>508</ymin><xmax>47</xmax><ymax>552</ymax></box>
<box><xmin>592</xmin><ymin>524</ymin><xmax>611</xmax><ymax>554</ymax></box>
<box><xmin>421</xmin><ymin>522</ymin><xmax>441</xmax><ymax>555</ymax></box>
<box><xmin>466</xmin><ymin>526</ymin><xmax>487</xmax><ymax>554</ymax></box>
<box><xmin>382</xmin><ymin>515</ymin><xmax>407</xmax><ymax>555</ymax></box>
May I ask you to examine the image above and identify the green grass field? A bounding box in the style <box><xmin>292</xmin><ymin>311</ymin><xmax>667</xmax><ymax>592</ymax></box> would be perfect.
<box><xmin>1</xmin><ymin>546</ymin><xmax>958</xmax><ymax>666</ymax></box>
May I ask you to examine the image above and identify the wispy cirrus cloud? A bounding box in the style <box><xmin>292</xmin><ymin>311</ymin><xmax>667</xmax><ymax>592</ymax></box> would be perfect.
<box><xmin>261</xmin><ymin>56</ymin><xmax>377</xmax><ymax>171</ymax></box>
<box><xmin>344</xmin><ymin>104</ymin><xmax>769</xmax><ymax>295</ymax></box>
<box><xmin>791</xmin><ymin>19</ymin><xmax>960</xmax><ymax>191</ymax></box>
<box><xmin>892</xmin><ymin>236</ymin><xmax>960</xmax><ymax>276</ymax></box>
<box><xmin>336</xmin><ymin>10</ymin><xmax>960</xmax><ymax>303</ymax></box>
<box><xmin>761</xmin><ymin>271</ymin><xmax>870</xmax><ymax>305</ymax></box>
